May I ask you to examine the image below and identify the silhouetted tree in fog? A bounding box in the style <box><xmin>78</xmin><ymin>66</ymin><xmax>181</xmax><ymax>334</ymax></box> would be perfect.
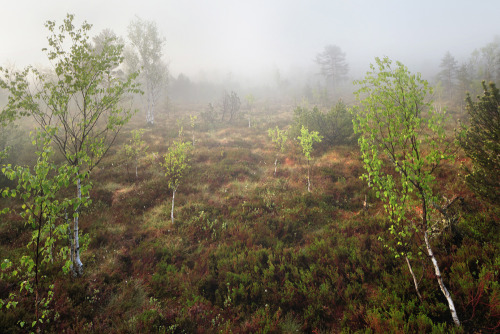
<box><xmin>315</xmin><ymin>45</ymin><xmax>349</xmax><ymax>97</ymax></box>
<box><xmin>438</xmin><ymin>51</ymin><xmax>458</xmax><ymax>101</ymax></box>
<box><xmin>126</xmin><ymin>17</ymin><xmax>168</xmax><ymax>126</ymax></box>
<box><xmin>478</xmin><ymin>36</ymin><xmax>500</xmax><ymax>83</ymax></box>
<box><xmin>220</xmin><ymin>91</ymin><xmax>241</xmax><ymax>122</ymax></box>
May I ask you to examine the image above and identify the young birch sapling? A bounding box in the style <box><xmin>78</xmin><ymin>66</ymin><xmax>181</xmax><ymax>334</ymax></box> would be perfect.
<box><xmin>353</xmin><ymin>56</ymin><xmax>459</xmax><ymax>327</ymax></box>
<box><xmin>161</xmin><ymin>130</ymin><xmax>192</xmax><ymax>225</ymax></box>
<box><xmin>297</xmin><ymin>125</ymin><xmax>322</xmax><ymax>192</ymax></box>
<box><xmin>268</xmin><ymin>126</ymin><xmax>288</xmax><ymax>177</ymax></box>
<box><xmin>125</xmin><ymin>128</ymin><xmax>148</xmax><ymax>179</ymax></box>
<box><xmin>245</xmin><ymin>94</ymin><xmax>255</xmax><ymax>128</ymax></box>
<box><xmin>189</xmin><ymin>115</ymin><xmax>197</xmax><ymax>146</ymax></box>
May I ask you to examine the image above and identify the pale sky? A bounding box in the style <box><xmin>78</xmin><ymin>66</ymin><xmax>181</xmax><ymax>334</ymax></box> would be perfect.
<box><xmin>1</xmin><ymin>0</ymin><xmax>499</xmax><ymax>80</ymax></box>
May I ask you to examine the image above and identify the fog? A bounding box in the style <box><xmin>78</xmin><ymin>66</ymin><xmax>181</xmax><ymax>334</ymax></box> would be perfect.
<box><xmin>1</xmin><ymin>0</ymin><xmax>499</xmax><ymax>87</ymax></box>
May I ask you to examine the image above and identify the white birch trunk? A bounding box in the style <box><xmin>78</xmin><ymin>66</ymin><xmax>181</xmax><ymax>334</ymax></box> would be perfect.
<box><xmin>405</xmin><ymin>256</ymin><xmax>423</xmax><ymax>301</ymax></box>
<box><xmin>171</xmin><ymin>188</ymin><xmax>176</xmax><ymax>225</ymax></box>
<box><xmin>66</xmin><ymin>210</ymin><xmax>74</xmax><ymax>272</ymax></box>
<box><xmin>274</xmin><ymin>157</ymin><xmax>278</xmax><ymax>177</ymax></box>
<box><xmin>135</xmin><ymin>163</ymin><xmax>138</xmax><ymax>179</ymax></box>
<box><xmin>74</xmin><ymin>177</ymin><xmax>83</xmax><ymax>276</ymax></box>
<box><xmin>424</xmin><ymin>231</ymin><xmax>460</xmax><ymax>326</ymax></box>
<box><xmin>307</xmin><ymin>163</ymin><xmax>311</xmax><ymax>193</ymax></box>
<box><xmin>49</xmin><ymin>224</ymin><xmax>53</xmax><ymax>264</ymax></box>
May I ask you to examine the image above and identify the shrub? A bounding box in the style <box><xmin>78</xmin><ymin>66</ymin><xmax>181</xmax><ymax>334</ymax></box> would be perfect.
<box><xmin>290</xmin><ymin>101</ymin><xmax>356</xmax><ymax>147</ymax></box>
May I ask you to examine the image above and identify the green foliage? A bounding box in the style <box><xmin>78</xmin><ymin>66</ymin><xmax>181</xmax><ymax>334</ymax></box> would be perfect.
<box><xmin>0</xmin><ymin>148</ymin><xmax>8</xmax><ymax>164</ymax></box>
<box><xmin>0</xmin><ymin>14</ymin><xmax>139</xmax><ymax>275</ymax></box>
<box><xmin>353</xmin><ymin>56</ymin><xmax>452</xmax><ymax>258</ymax></box>
<box><xmin>0</xmin><ymin>130</ymin><xmax>90</xmax><ymax>331</ymax></box>
<box><xmin>189</xmin><ymin>115</ymin><xmax>197</xmax><ymax>145</ymax></box>
<box><xmin>297</xmin><ymin>126</ymin><xmax>322</xmax><ymax>192</ymax></box>
<box><xmin>290</xmin><ymin>101</ymin><xmax>356</xmax><ymax>147</ymax></box>
<box><xmin>458</xmin><ymin>81</ymin><xmax>499</xmax><ymax>203</ymax></box>
<box><xmin>161</xmin><ymin>137</ymin><xmax>192</xmax><ymax>192</ymax></box>
<box><xmin>125</xmin><ymin>129</ymin><xmax>149</xmax><ymax>178</ymax></box>
<box><xmin>0</xmin><ymin>13</ymin><xmax>140</xmax><ymax>173</ymax></box>
<box><xmin>268</xmin><ymin>126</ymin><xmax>288</xmax><ymax>154</ymax></box>
<box><xmin>353</xmin><ymin>56</ymin><xmax>461</xmax><ymax>326</ymax></box>
<box><xmin>245</xmin><ymin>94</ymin><xmax>255</xmax><ymax>107</ymax></box>
<box><xmin>297</xmin><ymin>126</ymin><xmax>322</xmax><ymax>162</ymax></box>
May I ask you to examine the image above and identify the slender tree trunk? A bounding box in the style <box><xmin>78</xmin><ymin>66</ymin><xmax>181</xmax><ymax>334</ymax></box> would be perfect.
<box><xmin>35</xmin><ymin>211</ymin><xmax>42</xmax><ymax>326</ymax></box>
<box><xmin>171</xmin><ymin>188</ymin><xmax>176</xmax><ymax>225</ymax></box>
<box><xmin>66</xmin><ymin>210</ymin><xmax>74</xmax><ymax>271</ymax></box>
<box><xmin>274</xmin><ymin>157</ymin><xmax>278</xmax><ymax>177</ymax></box>
<box><xmin>49</xmin><ymin>223</ymin><xmax>53</xmax><ymax>264</ymax></box>
<box><xmin>73</xmin><ymin>177</ymin><xmax>83</xmax><ymax>276</ymax></box>
<box><xmin>424</xmin><ymin>231</ymin><xmax>460</xmax><ymax>326</ymax></box>
<box><xmin>405</xmin><ymin>256</ymin><xmax>423</xmax><ymax>302</ymax></box>
<box><xmin>307</xmin><ymin>161</ymin><xmax>311</xmax><ymax>192</ymax></box>
<box><xmin>419</xmin><ymin>192</ymin><xmax>460</xmax><ymax>326</ymax></box>
<box><xmin>135</xmin><ymin>162</ymin><xmax>138</xmax><ymax>179</ymax></box>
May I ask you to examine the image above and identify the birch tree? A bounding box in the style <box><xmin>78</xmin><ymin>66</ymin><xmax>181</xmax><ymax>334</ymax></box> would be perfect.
<box><xmin>438</xmin><ymin>51</ymin><xmax>458</xmax><ymax>102</ymax></box>
<box><xmin>0</xmin><ymin>14</ymin><xmax>139</xmax><ymax>275</ymax></box>
<box><xmin>189</xmin><ymin>115</ymin><xmax>197</xmax><ymax>146</ymax></box>
<box><xmin>353</xmin><ymin>56</ymin><xmax>460</xmax><ymax>327</ymax></box>
<box><xmin>268</xmin><ymin>126</ymin><xmax>288</xmax><ymax>177</ymax></box>
<box><xmin>315</xmin><ymin>45</ymin><xmax>349</xmax><ymax>96</ymax></box>
<box><xmin>245</xmin><ymin>93</ymin><xmax>255</xmax><ymax>128</ymax></box>
<box><xmin>1</xmin><ymin>130</ymin><xmax>89</xmax><ymax>331</ymax></box>
<box><xmin>125</xmin><ymin>129</ymin><xmax>149</xmax><ymax>179</ymax></box>
<box><xmin>161</xmin><ymin>134</ymin><xmax>192</xmax><ymax>225</ymax></box>
<box><xmin>126</xmin><ymin>17</ymin><xmax>168</xmax><ymax>125</ymax></box>
<box><xmin>297</xmin><ymin>126</ymin><xmax>322</xmax><ymax>192</ymax></box>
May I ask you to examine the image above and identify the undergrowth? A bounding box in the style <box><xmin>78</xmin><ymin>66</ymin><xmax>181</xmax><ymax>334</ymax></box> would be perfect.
<box><xmin>0</xmin><ymin>105</ymin><xmax>498</xmax><ymax>333</ymax></box>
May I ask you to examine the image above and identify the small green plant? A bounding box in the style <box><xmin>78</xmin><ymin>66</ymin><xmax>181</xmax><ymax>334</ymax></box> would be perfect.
<box><xmin>245</xmin><ymin>93</ymin><xmax>255</xmax><ymax>127</ymax></box>
<box><xmin>189</xmin><ymin>115</ymin><xmax>197</xmax><ymax>146</ymax></box>
<box><xmin>125</xmin><ymin>129</ymin><xmax>149</xmax><ymax>179</ymax></box>
<box><xmin>160</xmin><ymin>131</ymin><xmax>192</xmax><ymax>225</ymax></box>
<box><xmin>0</xmin><ymin>146</ymin><xmax>9</xmax><ymax>163</ymax></box>
<box><xmin>297</xmin><ymin>126</ymin><xmax>322</xmax><ymax>192</ymax></box>
<box><xmin>268</xmin><ymin>126</ymin><xmax>288</xmax><ymax>177</ymax></box>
